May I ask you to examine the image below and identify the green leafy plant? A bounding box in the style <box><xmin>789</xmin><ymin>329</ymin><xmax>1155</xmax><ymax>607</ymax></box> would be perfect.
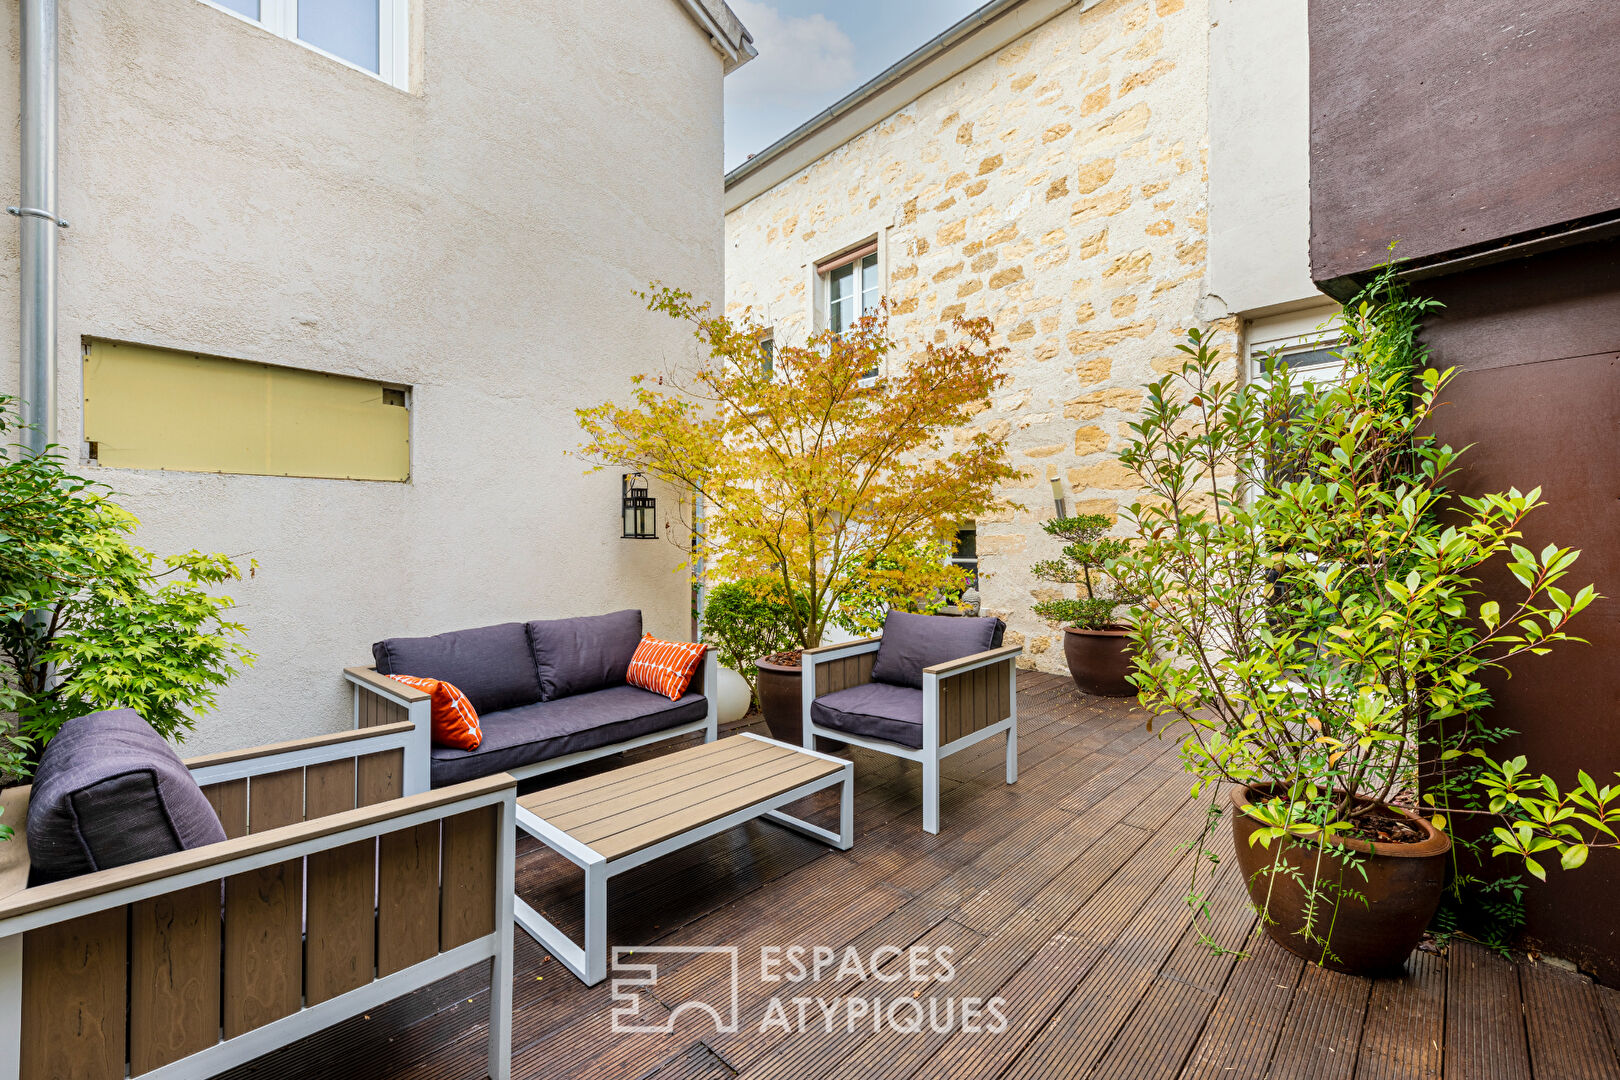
<box><xmin>1031</xmin><ymin>514</ymin><xmax>1135</xmax><ymax>630</ymax></box>
<box><xmin>700</xmin><ymin>578</ymin><xmax>805</xmax><ymax>697</ymax></box>
<box><xmin>1109</xmin><ymin>270</ymin><xmax>1616</xmax><ymax>963</ymax></box>
<box><xmin>0</xmin><ymin>400</ymin><xmax>255</xmax><ymax>770</ymax></box>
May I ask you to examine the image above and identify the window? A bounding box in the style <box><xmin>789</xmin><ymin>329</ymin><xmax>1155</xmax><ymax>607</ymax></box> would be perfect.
<box><xmin>1246</xmin><ymin>305</ymin><xmax>1344</xmax><ymax>387</ymax></box>
<box><xmin>199</xmin><ymin>0</ymin><xmax>409</xmax><ymax>89</ymax></box>
<box><xmin>83</xmin><ymin>340</ymin><xmax>411</xmax><ymax>482</ymax></box>
<box><xmin>819</xmin><ymin>241</ymin><xmax>882</xmax><ymax>380</ymax></box>
<box><xmin>757</xmin><ymin>331</ymin><xmax>775</xmax><ymax>377</ymax></box>
<box><xmin>950</xmin><ymin>523</ymin><xmax>979</xmax><ymax>592</ymax></box>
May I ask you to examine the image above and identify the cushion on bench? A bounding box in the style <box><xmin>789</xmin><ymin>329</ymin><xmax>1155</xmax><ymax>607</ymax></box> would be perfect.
<box><xmin>27</xmin><ymin>708</ymin><xmax>227</xmax><ymax>885</ymax></box>
<box><xmin>374</xmin><ymin>621</ymin><xmax>543</xmax><ymax>715</ymax></box>
<box><xmin>868</xmin><ymin>611</ymin><xmax>1005</xmax><ymax>690</ymax></box>
<box><xmin>526</xmin><ymin>609</ymin><xmax>643</xmax><ymax>701</ymax></box>
<box><xmin>429</xmin><ymin>684</ymin><xmax>706</xmax><ymax>787</ymax></box>
<box><xmin>810</xmin><ymin>682</ymin><xmax>927</xmax><ymax>749</ymax></box>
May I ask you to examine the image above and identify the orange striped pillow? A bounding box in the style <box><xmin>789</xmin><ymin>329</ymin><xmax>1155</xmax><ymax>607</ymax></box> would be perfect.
<box><xmin>626</xmin><ymin>636</ymin><xmax>707</xmax><ymax>700</ymax></box>
<box><xmin>387</xmin><ymin>674</ymin><xmax>483</xmax><ymax>751</ymax></box>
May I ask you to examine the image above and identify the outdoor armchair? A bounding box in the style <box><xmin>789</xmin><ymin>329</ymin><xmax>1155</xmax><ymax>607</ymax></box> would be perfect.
<box><xmin>802</xmin><ymin>611</ymin><xmax>1021</xmax><ymax>833</ymax></box>
<box><xmin>0</xmin><ymin>711</ymin><xmax>517</xmax><ymax>1080</ymax></box>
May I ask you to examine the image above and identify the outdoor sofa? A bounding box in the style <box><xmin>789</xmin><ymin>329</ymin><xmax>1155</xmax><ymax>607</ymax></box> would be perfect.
<box><xmin>803</xmin><ymin>611</ymin><xmax>1021</xmax><ymax>833</ymax></box>
<box><xmin>345</xmin><ymin>609</ymin><xmax>718</xmax><ymax>793</ymax></box>
<box><xmin>0</xmin><ymin>707</ymin><xmax>517</xmax><ymax>1080</ymax></box>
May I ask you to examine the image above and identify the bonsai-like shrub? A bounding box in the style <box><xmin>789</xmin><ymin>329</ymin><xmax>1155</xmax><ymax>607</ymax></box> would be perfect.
<box><xmin>700</xmin><ymin>578</ymin><xmax>803</xmax><ymax>697</ymax></box>
<box><xmin>577</xmin><ymin>287</ymin><xmax>1020</xmax><ymax>651</ymax></box>
<box><xmin>0</xmin><ymin>400</ymin><xmax>254</xmax><ymax>783</ymax></box>
<box><xmin>1109</xmin><ymin>273</ymin><xmax>1618</xmax><ymax>961</ymax></box>
<box><xmin>1031</xmin><ymin>514</ymin><xmax>1134</xmax><ymax>630</ymax></box>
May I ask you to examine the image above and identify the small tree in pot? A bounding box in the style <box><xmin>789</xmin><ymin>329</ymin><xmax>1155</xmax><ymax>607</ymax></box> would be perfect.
<box><xmin>1109</xmin><ymin>274</ymin><xmax>1619</xmax><ymax>974</ymax></box>
<box><xmin>577</xmin><ymin>288</ymin><xmax>1019</xmax><ymax>743</ymax></box>
<box><xmin>1031</xmin><ymin>514</ymin><xmax>1138</xmax><ymax>696</ymax></box>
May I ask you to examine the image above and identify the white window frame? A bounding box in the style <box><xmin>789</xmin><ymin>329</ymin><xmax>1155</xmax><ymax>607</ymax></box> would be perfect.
<box><xmin>814</xmin><ymin>236</ymin><xmax>885</xmax><ymax>384</ymax></box>
<box><xmin>1246</xmin><ymin>305</ymin><xmax>1345</xmax><ymax>388</ymax></box>
<box><xmin>197</xmin><ymin>0</ymin><xmax>410</xmax><ymax>91</ymax></box>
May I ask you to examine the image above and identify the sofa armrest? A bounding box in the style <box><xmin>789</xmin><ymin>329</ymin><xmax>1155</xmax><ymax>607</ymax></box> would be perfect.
<box><xmin>922</xmin><ymin>644</ymin><xmax>1022</xmax><ymax>678</ymax></box>
<box><xmin>184</xmin><ymin>722</ymin><xmax>417</xmax><ymax>776</ymax></box>
<box><xmin>0</xmin><ymin>787</ymin><xmax>31</xmax><ymax>901</ymax></box>
<box><xmin>346</xmin><ymin>665</ymin><xmax>434</xmax><ymax>795</ymax></box>
<box><xmin>803</xmin><ymin>637</ymin><xmax>881</xmax><ymax>659</ymax></box>
<box><xmin>344</xmin><ymin>665</ymin><xmax>431</xmax><ymax>704</ymax></box>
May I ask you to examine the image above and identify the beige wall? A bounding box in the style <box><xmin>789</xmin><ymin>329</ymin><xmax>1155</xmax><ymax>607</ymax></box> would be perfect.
<box><xmin>0</xmin><ymin>0</ymin><xmax>729</xmax><ymax>752</ymax></box>
<box><xmin>725</xmin><ymin>0</ymin><xmax>1238</xmax><ymax>676</ymax></box>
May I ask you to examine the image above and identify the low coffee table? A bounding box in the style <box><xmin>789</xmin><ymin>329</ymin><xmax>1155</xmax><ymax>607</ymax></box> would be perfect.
<box><xmin>512</xmin><ymin>732</ymin><xmax>853</xmax><ymax>984</ymax></box>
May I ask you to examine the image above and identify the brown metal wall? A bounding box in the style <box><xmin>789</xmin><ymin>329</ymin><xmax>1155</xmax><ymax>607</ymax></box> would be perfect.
<box><xmin>1309</xmin><ymin>0</ymin><xmax>1620</xmax><ymax>290</ymax></box>
<box><xmin>1419</xmin><ymin>240</ymin><xmax>1620</xmax><ymax>982</ymax></box>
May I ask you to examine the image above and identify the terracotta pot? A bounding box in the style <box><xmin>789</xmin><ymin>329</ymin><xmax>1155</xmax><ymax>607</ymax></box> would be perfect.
<box><xmin>1230</xmin><ymin>784</ymin><xmax>1451</xmax><ymax>975</ymax></box>
<box><xmin>754</xmin><ymin>655</ymin><xmax>804</xmax><ymax>744</ymax></box>
<box><xmin>1062</xmin><ymin>625</ymin><xmax>1136</xmax><ymax>697</ymax></box>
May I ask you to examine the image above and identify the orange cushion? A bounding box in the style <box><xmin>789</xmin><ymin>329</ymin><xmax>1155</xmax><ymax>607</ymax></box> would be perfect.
<box><xmin>387</xmin><ymin>674</ymin><xmax>483</xmax><ymax>751</ymax></box>
<box><xmin>626</xmin><ymin>636</ymin><xmax>707</xmax><ymax>701</ymax></box>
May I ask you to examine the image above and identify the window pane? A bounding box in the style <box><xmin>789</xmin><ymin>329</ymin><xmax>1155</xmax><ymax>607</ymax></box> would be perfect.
<box><xmin>1276</xmin><ymin>346</ymin><xmax>1340</xmax><ymax>369</ymax></box>
<box><xmin>215</xmin><ymin>0</ymin><xmax>260</xmax><ymax>18</ymax></box>
<box><xmin>298</xmin><ymin>0</ymin><xmax>380</xmax><ymax>73</ymax></box>
<box><xmin>828</xmin><ymin>264</ymin><xmax>853</xmax><ymax>333</ymax></box>
<box><xmin>860</xmin><ymin>253</ymin><xmax>880</xmax><ymax>315</ymax></box>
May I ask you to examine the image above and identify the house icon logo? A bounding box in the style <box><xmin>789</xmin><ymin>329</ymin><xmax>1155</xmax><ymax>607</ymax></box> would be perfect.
<box><xmin>610</xmin><ymin>946</ymin><xmax>741</xmax><ymax>1034</ymax></box>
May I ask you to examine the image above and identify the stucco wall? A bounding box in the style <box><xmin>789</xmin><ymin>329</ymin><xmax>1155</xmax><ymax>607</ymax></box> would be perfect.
<box><xmin>1206</xmin><ymin>0</ymin><xmax>1318</xmax><ymax>316</ymax></box>
<box><xmin>724</xmin><ymin>0</ymin><xmax>1236</xmax><ymax>677</ymax></box>
<box><xmin>0</xmin><ymin>0</ymin><xmax>727</xmax><ymax>753</ymax></box>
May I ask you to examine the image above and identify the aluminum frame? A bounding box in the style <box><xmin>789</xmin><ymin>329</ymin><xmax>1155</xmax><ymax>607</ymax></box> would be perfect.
<box><xmin>510</xmin><ymin>733</ymin><xmax>853</xmax><ymax>986</ymax></box>
<box><xmin>802</xmin><ymin>638</ymin><xmax>1019</xmax><ymax>834</ymax></box>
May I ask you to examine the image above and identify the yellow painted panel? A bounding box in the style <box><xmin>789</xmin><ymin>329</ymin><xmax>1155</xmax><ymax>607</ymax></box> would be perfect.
<box><xmin>84</xmin><ymin>341</ymin><xmax>410</xmax><ymax>482</ymax></box>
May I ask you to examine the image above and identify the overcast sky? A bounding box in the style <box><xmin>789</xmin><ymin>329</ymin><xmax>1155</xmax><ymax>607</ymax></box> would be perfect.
<box><xmin>724</xmin><ymin>0</ymin><xmax>989</xmax><ymax>172</ymax></box>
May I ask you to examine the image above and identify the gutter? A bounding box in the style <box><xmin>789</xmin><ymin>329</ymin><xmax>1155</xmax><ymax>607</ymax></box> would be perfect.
<box><xmin>723</xmin><ymin>0</ymin><xmax>1091</xmax><ymax>212</ymax></box>
<box><xmin>13</xmin><ymin>0</ymin><xmax>63</xmax><ymax>457</ymax></box>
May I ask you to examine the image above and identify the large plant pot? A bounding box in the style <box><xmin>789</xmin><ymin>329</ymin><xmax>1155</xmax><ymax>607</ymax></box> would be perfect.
<box><xmin>754</xmin><ymin>654</ymin><xmax>804</xmax><ymax>744</ymax></box>
<box><xmin>1230</xmin><ymin>784</ymin><xmax>1451</xmax><ymax>975</ymax></box>
<box><xmin>1062</xmin><ymin>625</ymin><xmax>1136</xmax><ymax>697</ymax></box>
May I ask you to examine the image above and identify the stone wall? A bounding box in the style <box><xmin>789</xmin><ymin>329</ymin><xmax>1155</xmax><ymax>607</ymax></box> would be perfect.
<box><xmin>725</xmin><ymin>0</ymin><xmax>1236</xmax><ymax>674</ymax></box>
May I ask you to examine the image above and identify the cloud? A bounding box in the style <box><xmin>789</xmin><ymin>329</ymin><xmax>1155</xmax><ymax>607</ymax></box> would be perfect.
<box><xmin>725</xmin><ymin>1</ymin><xmax>858</xmax><ymax>108</ymax></box>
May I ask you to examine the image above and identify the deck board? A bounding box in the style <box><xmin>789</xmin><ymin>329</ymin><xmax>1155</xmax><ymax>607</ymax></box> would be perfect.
<box><xmin>212</xmin><ymin>672</ymin><xmax>1616</xmax><ymax>1080</ymax></box>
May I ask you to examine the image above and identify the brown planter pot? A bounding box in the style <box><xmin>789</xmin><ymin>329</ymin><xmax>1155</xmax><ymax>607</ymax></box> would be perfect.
<box><xmin>1230</xmin><ymin>784</ymin><xmax>1451</xmax><ymax>975</ymax></box>
<box><xmin>754</xmin><ymin>655</ymin><xmax>804</xmax><ymax>744</ymax></box>
<box><xmin>1062</xmin><ymin>625</ymin><xmax>1136</xmax><ymax>697</ymax></box>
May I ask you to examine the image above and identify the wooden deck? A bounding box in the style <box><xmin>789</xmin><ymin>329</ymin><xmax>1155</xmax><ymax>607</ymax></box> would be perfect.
<box><xmin>222</xmin><ymin>672</ymin><xmax>1620</xmax><ymax>1080</ymax></box>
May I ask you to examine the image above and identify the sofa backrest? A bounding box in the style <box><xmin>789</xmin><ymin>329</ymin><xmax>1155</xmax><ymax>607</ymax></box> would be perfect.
<box><xmin>27</xmin><ymin>708</ymin><xmax>227</xmax><ymax>885</ymax></box>
<box><xmin>374</xmin><ymin>621</ymin><xmax>543</xmax><ymax>714</ymax></box>
<box><xmin>526</xmin><ymin>609</ymin><xmax>643</xmax><ymax>700</ymax></box>
<box><xmin>869</xmin><ymin>611</ymin><xmax>1004</xmax><ymax>690</ymax></box>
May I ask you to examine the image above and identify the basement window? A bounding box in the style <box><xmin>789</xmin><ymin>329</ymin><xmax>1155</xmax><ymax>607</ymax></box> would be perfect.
<box><xmin>83</xmin><ymin>340</ymin><xmax>411</xmax><ymax>482</ymax></box>
<box><xmin>199</xmin><ymin>0</ymin><xmax>409</xmax><ymax>90</ymax></box>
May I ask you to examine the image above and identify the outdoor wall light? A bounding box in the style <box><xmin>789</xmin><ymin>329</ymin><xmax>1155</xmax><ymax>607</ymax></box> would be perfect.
<box><xmin>622</xmin><ymin>473</ymin><xmax>658</xmax><ymax>539</ymax></box>
<box><xmin>1050</xmin><ymin>475</ymin><xmax>1067</xmax><ymax>517</ymax></box>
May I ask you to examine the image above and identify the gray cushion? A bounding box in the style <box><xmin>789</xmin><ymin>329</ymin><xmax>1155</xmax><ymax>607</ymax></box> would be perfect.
<box><xmin>526</xmin><ymin>609</ymin><xmax>643</xmax><ymax>701</ymax></box>
<box><xmin>374</xmin><ymin>621</ymin><xmax>543</xmax><ymax>715</ymax></box>
<box><xmin>869</xmin><ymin>611</ymin><xmax>1003</xmax><ymax>690</ymax></box>
<box><xmin>429</xmin><ymin>684</ymin><xmax>706</xmax><ymax>787</ymax></box>
<box><xmin>27</xmin><ymin>708</ymin><xmax>227</xmax><ymax>885</ymax></box>
<box><xmin>811</xmin><ymin>683</ymin><xmax>926</xmax><ymax>749</ymax></box>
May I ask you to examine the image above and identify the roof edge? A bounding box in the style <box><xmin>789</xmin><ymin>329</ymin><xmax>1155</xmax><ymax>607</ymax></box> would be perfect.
<box><xmin>677</xmin><ymin>0</ymin><xmax>757</xmax><ymax>74</ymax></box>
<box><xmin>723</xmin><ymin>0</ymin><xmax>1092</xmax><ymax>212</ymax></box>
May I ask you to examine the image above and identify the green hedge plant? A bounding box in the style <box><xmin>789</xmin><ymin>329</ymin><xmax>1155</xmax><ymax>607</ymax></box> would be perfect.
<box><xmin>700</xmin><ymin>578</ymin><xmax>804</xmax><ymax>699</ymax></box>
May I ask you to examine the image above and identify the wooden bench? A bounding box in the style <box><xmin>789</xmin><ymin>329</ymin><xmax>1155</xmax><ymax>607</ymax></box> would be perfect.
<box><xmin>0</xmin><ymin>725</ymin><xmax>518</xmax><ymax>1080</ymax></box>
<box><xmin>512</xmin><ymin>733</ymin><xmax>852</xmax><ymax>984</ymax></box>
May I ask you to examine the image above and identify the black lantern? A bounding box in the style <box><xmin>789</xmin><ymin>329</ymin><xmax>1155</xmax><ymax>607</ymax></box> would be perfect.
<box><xmin>622</xmin><ymin>473</ymin><xmax>658</xmax><ymax>539</ymax></box>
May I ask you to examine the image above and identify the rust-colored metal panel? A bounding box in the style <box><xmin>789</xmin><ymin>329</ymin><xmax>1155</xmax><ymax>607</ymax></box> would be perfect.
<box><xmin>1309</xmin><ymin>0</ymin><xmax>1620</xmax><ymax>288</ymax></box>
<box><xmin>1419</xmin><ymin>241</ymin><xmax>1620</xmax><ymax>982</ymax></box>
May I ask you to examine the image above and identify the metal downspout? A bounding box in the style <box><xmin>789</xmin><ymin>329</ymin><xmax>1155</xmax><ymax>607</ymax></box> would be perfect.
<box><xmin>16</xmin><ymin>0</ymin><xmax>60</xmax><ymax>456</ymax></box>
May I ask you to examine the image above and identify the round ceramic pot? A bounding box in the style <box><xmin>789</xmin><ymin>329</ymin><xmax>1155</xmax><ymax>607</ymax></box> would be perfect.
<box><xmin>1229</xmin><ymin>784</ymin><xmax>1451</xmax><ymax>975</ymax></box>
<box><xmin>1062</xmin><ymin>625</ymin><xmax>1136</xmax><ymax>697</ymax></box>
<box><xmin>754</xmin><ymin>654</ymin><xmax>804</xmax><ymax>744</ymax></box>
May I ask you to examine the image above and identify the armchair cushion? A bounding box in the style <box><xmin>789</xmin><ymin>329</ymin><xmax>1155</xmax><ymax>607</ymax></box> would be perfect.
<box><xmin>869</xmin><ymin>611</ymin><xmax>1004</xmax><ymax>690</ymax></box>
<box><xmin>374</xmin><ymin>621</ymin><xmax>543</xmax><ymax>715</ymax></box>
<box><xmin>526</xmin><ymin>609</ymin><xmax>643</xmax><ymax>701</ymax></box>
<box><xmin>811</xmin><ymin>683</ymin><xmax>926</xmax><ymax>749</ymax></box>
<box><xmin>27</xmin><ymin>708</ymin><xmax>227</xmax><ymax>885</ymax></box>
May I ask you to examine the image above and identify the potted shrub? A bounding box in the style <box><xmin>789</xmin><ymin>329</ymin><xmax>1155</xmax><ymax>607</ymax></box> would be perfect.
<box><xmin>577</xmin><ymin>289</ymin><xmax>1018</xmax><ymax>743</ymax></box>
<box><xmin>1031</xmin><ymin>513</ymin><xmax>1137</xmax><ymax>697</ymax></box>
<box><xmin>1110</xmin><ymin>274</ymin><xmax>1618</xmax><ymax>975</ymax></box>
<box><xmin>700</xmin><ymin>577</ymin><xmax>803</xmax><ymax>724</ymax></box>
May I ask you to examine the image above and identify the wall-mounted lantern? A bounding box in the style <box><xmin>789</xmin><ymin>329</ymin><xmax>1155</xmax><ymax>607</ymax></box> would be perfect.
<box><xmin>1050</xmin><ymin>474</ymin><xmax>1067</xmax><ymax>518</ymax></box>
<box><xmin>622</xmin><ymin>473</ymin><xmax>658</xmax><ymax>539</ymax></box>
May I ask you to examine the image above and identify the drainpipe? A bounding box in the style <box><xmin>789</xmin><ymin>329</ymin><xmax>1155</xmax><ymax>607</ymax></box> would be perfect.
<box><xmin>14</xmin><ymin>0</ymin><xmax>62</xmax><ymax>457</ymax></box>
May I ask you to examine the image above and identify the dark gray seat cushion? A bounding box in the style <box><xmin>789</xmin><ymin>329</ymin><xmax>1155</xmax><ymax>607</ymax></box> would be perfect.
<box><xmin>869</xmin><ymin>611</ymin><xmax>1005</xmax><ymax>690</ymax></box>
<box><xmin>811</xmin><ymin>683</ymin><xmax>927</xmax><ymax>749</ymax></box>
<box><xmin>429</xmin><ymin>683</ymin><xmax>706</xmax><ymax>787</ymax></box>
<box><xmin>27</xmin><ymin>708</ymin><xmax>227</xmax><ymax>885</ymax></box>
<box><xmin>526</xmin><ymin>609</ymin><xmax>643</xmax><ymax>701</ymax></box>
<box><xmin>374</xmin><ymin>621</ymin><xmax>543</xmax><ymax>715</ymax></box>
